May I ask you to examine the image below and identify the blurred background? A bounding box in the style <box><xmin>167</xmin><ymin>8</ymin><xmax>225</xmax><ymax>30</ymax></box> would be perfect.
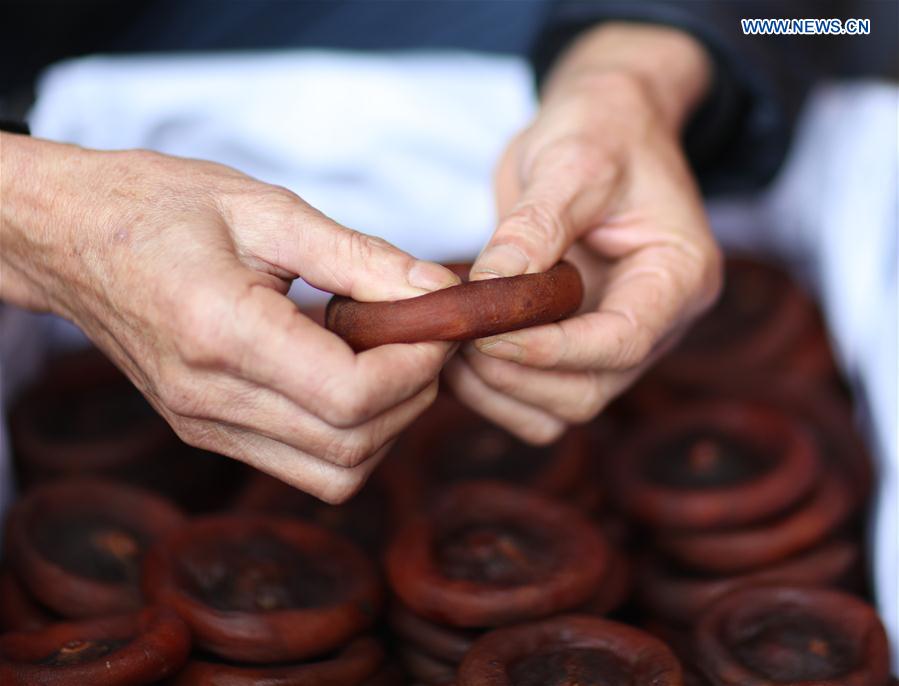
<box><xmin>0</xmin><ymin>0</ymin><xmax>896</xmax><ymax>681</ymax></box>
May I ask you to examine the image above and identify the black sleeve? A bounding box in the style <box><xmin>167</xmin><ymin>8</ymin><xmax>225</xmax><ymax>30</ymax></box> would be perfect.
<box><xmin>0</xmin><ymin>0</ymin><xmax>150</xmax><ymax>110</ymax></box>
<box><xmin>530</xmin><ymin>1</ymin><xmax>847</xmax><ymax>195</ymax></box>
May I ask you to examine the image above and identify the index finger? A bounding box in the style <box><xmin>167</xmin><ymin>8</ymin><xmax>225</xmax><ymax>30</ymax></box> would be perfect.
<box><xmin>471</xmin><ymin>136</ymin><xmax>623</xmax><ymax>280</ymax></box>
<box><xmin>473</xmin><ymin>243</ymin><xmax>716</xmax><ymax>371</ymax></box>
<box><xmin>192</xmin><ymin>276</ymin><xmax>452</xmax><ymax>428</ymax></box>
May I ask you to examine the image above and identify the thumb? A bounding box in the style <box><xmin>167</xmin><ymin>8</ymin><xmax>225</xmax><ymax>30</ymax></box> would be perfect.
<box><xmin>250</xmin><ymin>199</ymin><xmax>460</xmax><ymax>302</ymax></box>
<box><xmin>471</xmin><ymin>140</ymin><xmax>622</xmax><ymax>280</ymax></box>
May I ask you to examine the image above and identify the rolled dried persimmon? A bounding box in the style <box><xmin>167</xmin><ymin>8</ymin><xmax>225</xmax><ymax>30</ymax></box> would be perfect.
<box><xmin>610</xmin><ymin>401</ymin><xmax>819</xmax><ymax>531</ymax></box>
<box><xmin>694</xmin><ymin>586</ymin><xmax>890</xmax><ymax>686</ymax></box>
<box><xmin>0</xmin><ymin>607</ymin><xmax>190</xmax><ymax>686</ymax></box>
<box><xmin>385</xmin><ymin>481</ymin><xmax>609</xmax><ymax>628</ymax></box>
<box><xmin>383</xmin><ymin>394</ymin><xmax>589</xmax><ymax>509</ymax></box>
<box><xmin>233</xmin><ymin>469</ymin><xmax>397</xmax><ymax>556</ymax></box>
<box><xmin>658</xmin><ymin>472</ymin><xmax>854</xmax><ymax>573</ymax></box>
<box><xmin>168</xmin><ymin>636</ymin><xmax>384</xmax><ymax>686</ymax></box>
<box><xmin>656</xmin><ymin>256</ymin><xmax>818</xmax><ymax>384</ymax></box>
<box><xmin>388</xmin><ymin>601</ymin><xmax>479</xmax><ymax>664</ymax></box>
<box><xmin>142</xmin><ymin>514</ymin><xmax>382</xmax><ymax>663</ymax></box>
<box><xmin>5</xmin><ymin>478</ymin><xmax>184</xmax><ymax>618</ymax></box>
<box><xmin>8</xmin><ymin>348</ymin><xmax>175</xmax><ymax>485</ymax></box>
<box><xmin>457</xmin><ymin>614</ymin><xmax>683</xmax><ymax>686</ymax></box>
<box><xmin>399</xmin><ymin>644</ymin><xmax>458</xmax><ymax>685</ymax></box>
<box><xmin>0</xmin><ymin>568</ymin><xmax>55</xmax><ymax>632</ymax></box>
<box><xmin>325</xmin><ymin>261</ymin><xmax>583</xmax><ymax>351</ymax></box>
<box><xmin>638</xmin><ymin>539</ymin><xmax>858</xmax><ymax>625</ymax></box>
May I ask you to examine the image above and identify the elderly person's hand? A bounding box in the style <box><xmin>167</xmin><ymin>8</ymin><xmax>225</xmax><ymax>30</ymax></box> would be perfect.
<box><xmin>1</xmin><ymin>134</ymin><xmax>458</xmax><ymax>502</ymax></box>
<box><xmin>445</xmin><ymin>22</ymin><xmax>723</xmax><ymax>442</ymax></box>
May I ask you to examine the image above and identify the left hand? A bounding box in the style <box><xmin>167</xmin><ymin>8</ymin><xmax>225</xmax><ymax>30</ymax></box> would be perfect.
<box><xmin>444</xmin><ymin>23</ymin><xmax>723</xmax><ymax>442</ymax></box>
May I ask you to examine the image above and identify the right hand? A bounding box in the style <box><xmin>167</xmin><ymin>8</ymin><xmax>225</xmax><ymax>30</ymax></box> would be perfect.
<box><xmin>0</xmin><ymin>134</ymin><xmax>459</xmax><ymax>502</ymax></box>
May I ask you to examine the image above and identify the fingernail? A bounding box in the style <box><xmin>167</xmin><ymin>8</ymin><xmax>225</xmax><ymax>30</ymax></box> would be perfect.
<box><xmin>476</xmin><ymin>337</ymin><xmax>522</xmax><ymax>360</ymax></box>
<box><xmin>471</xmin><ymin>244</ymin><xmax>530</xmax><ymax>279</ymax></box>
<box><xmin>444</xmin><ymin>342</ymin><xmax>461</xmax><ymax>363</ymax></box>
<box><xmin>408</xmin><ymin>261</ymin><xmax>461</xmax><ymax>292</ymax></box>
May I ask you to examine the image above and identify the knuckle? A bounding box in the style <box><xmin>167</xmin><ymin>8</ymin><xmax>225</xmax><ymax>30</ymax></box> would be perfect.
<box><xmin>611</xmin><ymin>322</ymin><xmax>654</xmax><ymax>370</ymax></box>
<box><xmin>319</xmin><ymin>384</ymin><xmax>372</xmax><ymax>428</ymax></box>
<box><xmin>521</xmin><ymin>418</ymin><xmax>566</xmax><ymax>446</ymax></box>
<box><xmin>318</xmin><ymin>469</ymin><xmax>366</xmax><ymax>505</ymax></box>
<box><xmin>420</xmin><ymin>378</ymin><xmax>440</xmax><ymax>407</ymax></box>
<box><xmin>178</xmin><ymin>332</ymin><xmax>223</xmax><ymax>369</ymax></box>
<box><xmin>174</xmin><ymin>290</ymin><xmax>232</xmax><ymax>367</ymax></box>
<box><xmin>666</xmin><ymin>239</ymin><xmax>724</xmax><ymax>319</ymax></box>
<box><xmin>168</xmin><ymin>418</ymin><xmax>217</xmax><ymax>452</ymax></box>
<box><xmin>223</xmin><ymin>182</ymin><xmax>304</xmax><ymax>227</ymax></box>
<box><xmin>562</xmin><ymin>381</ymin><xmax>605</xmax><ymax>423</ymax></box>
<box><xmin>475</xmin><ymin>357</ymin><xmax>519</xmax><ymax>394</ymax></box>
<box><xmin>628</xmin><ymin>326</ymin><xmax>655</xmax><ymax>367</ymax></box>
<box><xmin>570</xmin><ymin>71</ymin><xmax>655</xmax><ymax>124</ymax></box>
<box><xmin>408</xmin><ymin>379</ymin><xmax>441</xmax><ymax>420</ymax></box>
<box><xmin>155</xmin><ymin>365</ymin><xmax>204</xmax><ymax>417</ymax></box>
<box><xmin>551</xmin><ymin>134</ymin><xmax>614</xmax><ymax>179</ymax></box>
<box><xmin>254</xmin><ymin>182</ymin><xmax>303</xmax><ymax>207</ymax></box>
<box><xmin>698</xmin><ymin>243</ymin><xmax>725</xmax><ymax>308</ymax></box>
<box><xmin>345</xmin><ymin>230</ymin><xmax>390</xmax><ymax>265</ymax></box>
<box><xmin>534</xmin><ymin>133</ymin><xmax>620</xmax><ymax>192</ymax></box>
<box><xmin>268</xmin><ymin>184</ymin><xmax>302</xmax><ymax>205</ymax></box>
<box><xmin>503</xmin><ymin>201</ymin><xmax>566</xmax><ymax>252</ymax></box>
<box><xmin>520</xmin><ymin>327</ymin><xmax>565</xmax><ymax>369</ymax></box>
<box><xmin>323</xmin><ymin>433</ymin><xmax>374</xmax><ymax>469</ymax></box>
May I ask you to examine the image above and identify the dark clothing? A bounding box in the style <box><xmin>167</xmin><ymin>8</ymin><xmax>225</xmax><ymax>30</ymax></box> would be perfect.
<box><xmin>2</xmin><ymin>0</ymin><xmax>895</xmax><ymax>194</ymax></box>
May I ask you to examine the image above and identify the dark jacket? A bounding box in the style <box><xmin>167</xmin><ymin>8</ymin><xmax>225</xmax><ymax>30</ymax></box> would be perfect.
<box><xmin>2</xmin><ymin>0</ymin><xmax>895</xmax><ymax>194</ymax></box>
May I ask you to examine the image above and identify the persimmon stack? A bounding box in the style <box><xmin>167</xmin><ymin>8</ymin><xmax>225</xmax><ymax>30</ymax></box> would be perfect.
<box><xmin>384</xmin><ymin>394</ymin><xmax>598</xmax><ymax>514</ymax></box>
<box><xmin>653</xmin><ymin>257</ymin><xmax>837</xmax><ymax>387</ymax></box>
<box><xmin>9</xmin><ymin>348</ymin><xmax>245</xmax><ymax>511</ymax></box>
<box><xmin>4</xmin><ymin>479</ymin><xmax>184</xmax><ymax>620</ymax></box>
<box><xmin>234</xmin><ymin>469</ymin><xmax>403</xmax><ymax>556</ymax></box>
<box><xmin>0</xmin><ymin>607</ymin><xmax>191</xmax><ymax>686</ymax></box>
<box><xmin>610</xmin><ymin>400</ymin><xmax>861</xmax><ymax>631</ymax></box>
<box><xmin>9</xmin><ymin>349</ymin><xmax>174</xmax><ymax>488</ymax></box>
<box><xmin>384</xmin><ymin>481</ymin><xmax>629</xmax><ymax>684</ymax></box>
<box><xmin>694</xmin><ymin>586</ymin><xmax>890</xmax><ymax>686</ymax></box>
<box><xmin>141</xmin><ymin>513</ymin><xmax>398</xmax><ymax>683</ymax></box>
<box><xmin>0</xmin><ymin>255</ymin><xmax>893</xmax><ymax>686</ymax></box>
<box><xmin>458</xmin><ymin>615</ymin><xmax>684</xmax><ymax>686</ymax></box>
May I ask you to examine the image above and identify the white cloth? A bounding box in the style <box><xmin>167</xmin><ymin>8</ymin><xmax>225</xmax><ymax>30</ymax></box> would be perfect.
<box><xmin>2</xmin><ymin>52</ymin><xmax>895</xmax><ymax>663</ymax></box>
<box><xmin>28</xmin><ymin>51</ymin><xmax>536</xmax><ymax>294</ymax></box>
<box><xmin>705</xmin><ymin>83</ymin><xmax>898</xmax><ymax>660</ymax></box>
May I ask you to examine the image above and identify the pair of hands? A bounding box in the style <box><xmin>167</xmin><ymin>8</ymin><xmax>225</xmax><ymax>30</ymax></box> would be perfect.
<box><xmin>0</xmin><ymin>24</ymin><xmax>721</xmax><ymax>503</ymax></box>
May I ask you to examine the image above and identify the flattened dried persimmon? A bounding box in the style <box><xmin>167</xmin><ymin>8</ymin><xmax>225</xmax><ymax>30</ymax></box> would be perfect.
<box><xmin>0</xmin><ymin>568</ymin><xmax>55</xmax><ymax>631</ymax></box>
<box><xmin>659</xmin><ymin>472</ymin><xmax>854</xmax><ymax>573</ymax></box>
<box><xmin>611</xmin><ymin>402</ymin><xmax>819</xmax><ymax>530</ymax></box>
<box><xmin>695</xmin><ymin>586</ymin><xmax>889</xmax><ymax>686</ymax></box>
<box><xmin>0</xmin><ymin>607</ymin><xmax>190</xmax><ymax>686</ymax></box>
<box><xmin>143</xmin><ymin>515</ymin><xmax>382</xmax><ymax>662</ymax></box>
<box><xmin>9</xmin><ymin>348</ymin><xmax>173</xmax><ymax>483</ymax></box>
<box><xmin>6</xmin><ymin>478</ymin><xmax>184</xmax><ymax>618</ymax></box>
<box><xmin>235</xmin><ymin>470</ymin><xmax>395</xmax><ymax>555</ymax></box>
<box><xmin>388</xmin><ymin>602</ymin><xmax>480</xmax><ymax>663</ymax></box>
<box><xmin>657</xmin><ymin>257</ymin><xmax>816</xmax><ymax>383</ymax></box>
<box><xmin>638</xmin><ymin>539</ymin><xmax>858</xmax><ymax>625</ymax></box>
<box><xmin>386</xmin><ymin>482</ymin><xmax>608</xmax><ymax>627</ymax></box>
<box><xmin>457</xmin><ymin>615</ymin><xmax>682</xmax><ymax>686</ymax></box>
<box><xmin>385</xmin><ymin>395</ymin><xmax>589</xmax><ymax>506</ymax></box>
<box><xmin>168</xmin><ymin>636</ymin><xmax>383</xmax><ymax>686</ymax></box>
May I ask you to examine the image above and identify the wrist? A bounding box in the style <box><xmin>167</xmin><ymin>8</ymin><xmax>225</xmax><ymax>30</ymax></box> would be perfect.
<box><xmin>0</xmin><ymin>133</ymin><xmax>99</xmax><ymax>313</ymax></box>
<box><xmin>541</xmin><ymin>22</ymin><xmax>712</xmax><ymax>133</ymax></box>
